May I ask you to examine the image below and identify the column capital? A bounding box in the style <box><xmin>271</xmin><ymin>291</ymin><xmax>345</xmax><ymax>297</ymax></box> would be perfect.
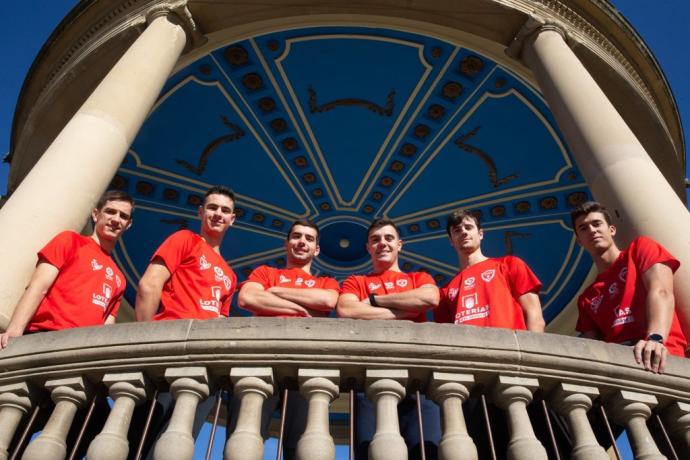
<box><xmin>102</xmin><ymin>371</ymin><xmax>152</xmax><ymax>404</ymax></box>
<box><xmin>492</xmin><ymin>375</ymin><xmax>539</xmax><ymax>409</ymax></box>
<box><xmin>45</xmin><ymin>376</ymin><xmax>92</xmax><ymax>408</ymax></box>
<box><xmin>506</xmin><ymin>15</ymin><xmax>572</xmax><ymax>61</ymax></box>
<box><xmin>145</xmin><ymin>1</ymin><xmax>206</xmax><ymax>50</ymax></box>
<box><xmin>550</xmin><ymin>383</ymin><xmax>600</xmax><ymax>415</ymax></box>
<box><xmin>663</xmin><ymin>401</ymin><xmax>690</xmax><ymax>437</ymax></box>
<box><xmin>609</xmin><ymin>390</ymin><xmax>658</xmax><ymax>425</ymax></box>
<box><xmin>428</xmin><ymin>372</ymin><xmax>475</xmax><ymax>404</ymax></box>
<box><xmin>0</xmin><ymin>382</ymin><xmax>39</xmax><ymax>413</ymax></box>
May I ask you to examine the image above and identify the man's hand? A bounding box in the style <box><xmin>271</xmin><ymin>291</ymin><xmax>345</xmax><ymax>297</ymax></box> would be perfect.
<box><xmin>0</xmin><ymin>330</ymin><xmax>23</xmax><ymax>349</ymax></box>
<box><xmin>633</xmin><ymin>339</ymin><xmax>667</xmax><ymax>374</ymax></box>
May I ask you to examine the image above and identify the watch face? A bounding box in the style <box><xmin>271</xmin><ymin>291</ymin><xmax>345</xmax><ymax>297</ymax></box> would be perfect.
<box><xmin>647</xmin><ymin>333</ymin><xmax>664</xmax><ymax>343</ymax></box>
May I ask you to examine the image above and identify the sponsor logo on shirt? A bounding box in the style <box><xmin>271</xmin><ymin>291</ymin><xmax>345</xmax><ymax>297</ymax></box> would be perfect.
<box><xmin>105</xmin><ymin>267</ymin><xmax>114</xmax><ymax>281</ymax></box>
<box><xmin>396</xmin><ymin>279</ymin><xmax>408</xmax><ymax>288</ymax></box>
<box><xmin>456</xmin><ymin>292</ymin><xmax>489</xmax><ymax>323</ymax></box>
<box><xmin>92</xmin><ymin>283</ymin><xmax>112</xmax><ymax>308</ymax></box>
<box><xmin>91</xmin><ymin>259</ymin><xmax>103</xmax><ymax>271</ymax></box>
<box><xmin>296</xmin><ymin>277</ymin><xmax>304</xmax><ymax>286</ymax></box>
<box><xmin>612</xmin><ymin>305</ymin><xmax>634</xmax><ymax>327</ymax></box>
<box><xmin>199</xmin><ymin>255</ymin><xmax>211</xmax><ymax>271</ymax></box>
<box><xmin>115</xmin><ymin>275</ymin><xmax>122</xmax><ymax>289</ymax></box>
<box><xmin>608</xmin><ymin>282</ymin><xmax>619</xmax><ymax>298</ymax></box>
<box><xmin>462</xmin><ymin>293</ymin><xmax>478</xmax><ymax>309</ymax></box>
<box><xmin>368</xmin><ymin>282</ymin><xmax>382</xmax><ymax>292</ymax></box>
<box><xmin>481</xmin><ymin>269</ymin><xmax>495</xmax><ymax>283</ymax></box>
<box><xmin>199</xmin><ymin>286</ymin><xmax>222</xmax><ymax>315</ymax></box>
<box><xmin>448</xmin><ymin>288</ymin><xmax>459</xmax><ymax>301</ymax></box>
<box><xmin>305</xmin><ymin>279</ymin><xmax>316</xmax><ymax>288</ymax></box>
<box><xmin>384</xmin><ymin>282</ymin><xmax>394</xmax><ymax>289</ymax></box>
<box><xmin>279</xmin><ymin>274</ymin><xmax>291</xmax><ymax>284</ymax></box>
<box><xmin>590</xmin><ymin>294</ymin><xmax>604</xmax><ymax>314</ymax></box>
<box><xmin>618</xmin><ymin>267</ymin><xmax>628</xmax><ymax>282</ymax></box>
<box><xmin>463</xmin><ymin>277</ymin><xmax>475</xmax><ymax>290</ymax></box>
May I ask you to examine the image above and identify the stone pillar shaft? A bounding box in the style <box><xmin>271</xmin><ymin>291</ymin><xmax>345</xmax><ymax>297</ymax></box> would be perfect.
<box><xmin>0</xmin><ymin>11</ymin><xmax>189</xmax><ymax>329</ymax></box>
<box><xmin>296</xmin><ymin>369</ymin><xmax>340</xmax><ymax>460</ymax></box>
<box><xmin>366</xmin><ymin>370</ymin><xmax>408</xmax><ymax>460</ymax></box>
<box><xmin>0</xmin><ymin>383</ymin><xmax>35</xmax><ymax>460</ymax></box>
<box><xmin>429</xmin><ymin>373</ymin><xmax>477</xmax><ymax>460</ymax></box>
<box><xmin>610</xmin><ymin>391</ymin><xmax>665</xmax><ymax>460</ymax></box>
<box><xmin>522</xmin><ymin>24</ymin><xmax>690</xmax><ymax>338</ymax></box>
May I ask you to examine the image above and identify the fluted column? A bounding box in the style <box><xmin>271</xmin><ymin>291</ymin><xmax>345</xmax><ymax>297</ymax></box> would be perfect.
<box><xmin>225</xmin><ymin>368</ymin><xmax>274</xmax><ymax>460</ymax></box>
<box><xmin>610</xmin><ymin>391</ymin><xmax>665</xmax><ymax>460</ymax></box>
<box><xmin>153</xmin><ymin>367</ymin><xmax>210</xmax><ymax>460</ymax></box>
<box><xmin>429</xmin><ymin>372</ymin><xmax>477</xmax><ymax>460</ymax></box>
<box><xmin>0</xmin><ymin>383</ymin><xmax>36</xmax><ymax>460</ymax></box>
<box><xmin>517</xmin><ymin>20</ymin><xmax>690</xmax><ymax>338</ymax></box>
<box><xmin>550</xmin><ymin>383</ymin><xmax>607</xmax><ymax>460</ymax></box>
<box><xmin>87</xmin><ymin>372</ymin><xmax>151</xmax><ymax>460</ymax></box>
<box><xmin>0</xmin><ymin>5</ymin><xmax>194</xmax><ymax>329</ymax></box>
<box><xmin>22</xmin><ymin>377</ymin><xmax>91</xmax><ymax>460</ymax></box>
<box><xmin>492</xmin><ymin>376</ymin><xmax>547</xmax><ymax>460</ymax></box>
<box><xmin>296</xmin><ymin>369</ymin><xmax>340</xmax><ymax>460</ymax></box>
<box><xmin>366</xmin><ymin>369</ymin><xmax>408</xmax><ymax>460</ymax></box>
<box><xmin>663</xmin><ymin>401</ymin><xmax>690</xmax><ymax>456</ymax></box>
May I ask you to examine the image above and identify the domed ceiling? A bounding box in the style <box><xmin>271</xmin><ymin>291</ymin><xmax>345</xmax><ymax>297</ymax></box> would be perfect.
<box><xmin>111</xmin><ymin>25</ymin><xmax>593</xmax><ymax>321</ymax></box>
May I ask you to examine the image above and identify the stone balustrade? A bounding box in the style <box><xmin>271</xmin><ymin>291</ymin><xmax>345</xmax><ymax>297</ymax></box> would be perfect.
<box><xmin>0</xmin><ymin>318</ymin><xmax>688</xmax><ymax>459</ymax></box>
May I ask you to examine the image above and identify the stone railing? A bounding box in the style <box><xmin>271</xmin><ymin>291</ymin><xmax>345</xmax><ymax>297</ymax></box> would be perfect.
<box><xmin>0</xmin><ymin>318</ymin><xmax>689</xmax><ymax>460</ymax></box>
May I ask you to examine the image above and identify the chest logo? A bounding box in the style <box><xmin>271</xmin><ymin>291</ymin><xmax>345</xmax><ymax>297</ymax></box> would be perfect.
<box><xmin>618</xmin><ymin>267</ymin><xmax>628</xmax><ymax>282</ymax></box>
<box><xmin>384</xmin><ymin>282</ymin><xmax>394</xmax><ymax>289</ymax></box>
<box><xmin>448</xmin><ymin>288</ymin><xmax>459</xmax><ymax>301</ymax></box>
<box><xmin>608</xmin><ymin>282</ymin><xmax>619</xmax><ymax>298</ymax></box>
<box><xmin>396</xmin><ymin>279</ymin><xmax>408</xmax><ymax>288</ymax></box>
<box><xmin>481</xmin><ymin>269</ymin><xmax>495</xmax><ymax>283</ymax></box>
<box><xmin>92</xmin><ymin>283</ymin><xmax>113</xmax><ymax>308</ymax></box>
<box><xmin>199</xmin><ymin>255</ymin><xmax>211</xmax><ymax>271</ymax></box>
<box><xmin>296</xmin><ymin>277</ymin><xmax>304</xmax><ymax>286</ymax></box>
<box><xmin>463</xmin><ymin>277</ymin><xmax>476</xmax><ymax>290</ymax></box>
<box><xmin>91</xmin><ymin>259</ymin><xmax>103</xmax><ymax>271</ymax></box>
<box><xmin>105</xmin><ymin>267</ymin><xmax>114</xmax><ymax>281</ymax></box>
<box><xmin>368</xmin><ymin>282</ymin><xmax>382</xmax><ymax>292</ymax></box>
<box><xmin>462</xmin><ymin>293</ymin><xmax>478</xmax><ymax>309</ymax></box>
<box><xmin>590</xmin><ymin>295</ymin><xmax>604</xmax><ymax>314</ymax></box>
<box><xmin>305</xmin><ymin>279</ymin><xmax>316</xmax><ymax>288</ymax></box>
<box><xmin>279</xmin><ymin>274</ymin><xmax>291</xmax><ymax>283</ymax></box>
<box><xmin>115</xmin><ymin>275</ymin><xmax>122</xmax><ymax>289</ymax></box>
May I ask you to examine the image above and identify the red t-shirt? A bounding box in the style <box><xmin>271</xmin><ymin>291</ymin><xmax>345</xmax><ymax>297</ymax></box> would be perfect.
<box><xmin>243</xmin><ymin>265</ymin><xmax>340</xmax><ymax>317</ymax></box>
<box><xmin>576</xmin><ymin>236</ymin><xmax>687</xmax><ymax>356</ymax></box>
<box><xmin>27</xmin><ymin>231</ymin><xmax>125</xmax><ymax>332</ymax></box>
<box><xmin>152</xmin><ymin>230</ymin><xmax>237</xmax><ymax>320</ymax></box>
<box><xmin>435</xmin><ymin>256</ymin><xmax>541</xmax><ymax>330</ymax></box>
<box><xmin>341</xmin><ymin>270</ymin><xmax>436</xmax><ymax>322</ymax></box>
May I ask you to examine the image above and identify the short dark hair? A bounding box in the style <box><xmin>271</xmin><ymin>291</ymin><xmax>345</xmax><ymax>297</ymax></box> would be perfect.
<box><xmin>367</xmin><ymin>218</ymin><xmax>400</xmax><ymax>238</ymax></box>
<box><xmin>96</xmin><ymin>190</ymin><xmax>134</xmax><ymax>210</ymax></box>
<box><xmin>204</xmin><ymin>185</ymin><xmax>235</xmax><ymax>205</ymax></box>
<box><xmin>446</xmin><ymin>210</ymin><xmax>481</xmax><ymax>236</ymax></box>
<box><xmin>570</xmin><ymin>201</ymin><xmax>612</xmax><ymax>230</ymax></box>
<box><xmin>287</xmin><ymin>220</ymin><xmax>320</xmax><ymax>242</ymax></box>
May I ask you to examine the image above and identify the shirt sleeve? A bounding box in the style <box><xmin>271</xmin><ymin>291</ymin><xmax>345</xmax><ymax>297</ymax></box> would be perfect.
<box><xmin>434</xmin><ymin>285</ymin><xmax>454</xmax><ymax>323</ymax></box>
<box><xmin>246</xmin><ymin>266</ymin><xmax>272</xmax><ymax>289</ymax></box>
<box><xmin>633</xmin><ymin>236</ymin><xmax>680</xmax><ymax>274</ymax></box>
<box><xmin>37</xmin><ymin>231</ymin><xmax>80</xmax><ymax>270</ymax></box>
<box><xmin>321</xmin><ymin>277</ymin><xmax>340</xmax><ymax>292</ymax></box>
<box><xmin>152</xmin><ymin>230</ymin><xmax>196</xmax><ymax>273</ymax></box>
<box><xmin>341</xmin><ymin>275</ymin><xmax>364</xmax><ymax>299</ymax></box>
<box><xmin>107</xmin><ymin>292</ymin><xmax>123</xmax><ymax>319</ymax></box>
<box><xmin>505</xmin><ymin>256</ymin><xmax>542</xmax><ymax>297</ymax></box>
<box><xmin>413</xmin><ymin>271</ymin><xmax>436</xmax><ymax>287</ymax></box>
<box><xmin>221</xmin><ymin>271</ymin><xmax>238</xmax><ymax>317</ymax></box>
<box><xmin>575</xmin><ymin>294</ymin><xmax>598</xmax><ymax>334</ymax></box>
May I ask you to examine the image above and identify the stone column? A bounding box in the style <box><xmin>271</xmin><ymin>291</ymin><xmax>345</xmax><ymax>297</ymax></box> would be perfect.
<box><xmin>22</xmin><ymin>377</ymin><xmax>91</xmax><ymax>460</ymax></box>
<box><xmin>295</xmin><ymin>369</ymin><xmax>340</xmax><ymax>460</ymax></box>
<box><xmin>153</xmin><ymin>367</ymin><xmax>210</xmax><ymax>460</ymax></box>
<box><xmin>492</xmin><ymin>376</ymin><xmax>547</xmax><ymax>460</ymax></box>
<box><xmin>0</xmin><ymin>5</ymin><xmax>195</xmax><ymax>330</ymax></box>
<box><xmin>428</xmin><ymin>372</ymin><xmax>477</xmax><ymax>460</ymax></box>
<box><xmin>0</xmin><ymin>383</ymin><xmax>36</xmax><ymax>460</ymax></box>
<box><xmin>609</xmin><ymin>390</ymin><xmax>666</xmax><ymax>460</ymax></box>
<box><xmin>550</xmin><ymin>383</ymin><xmax>607</xmax><ymax>460</ymax></box>
<box><xmin>663</xmin><ymin>401</ymin><xmax>690</xmax><ymax>457</ymax></box>
<box><xmin>516</xmin><ymin>20</ymin><xmax>690</xmax><ymax>338</ymax></box>
<box><xmin>87</xmin><ymin>372</ymin><xmax>151</xmax><ymax>460</ymax></box>
<box><xmin>366</xmin><ymin>369</ymin><xmax>408</xmax><ymax>460</ymax></box>
<box><xmin>225</xmin><ymin>368</ymin><xmax>274</xmax><ymax>460</ymax></box>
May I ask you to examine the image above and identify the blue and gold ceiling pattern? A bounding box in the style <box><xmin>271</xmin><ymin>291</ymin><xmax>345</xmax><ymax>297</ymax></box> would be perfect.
<box><xmin>111</xmin><ymin>26</ymin><xmax>592</xmax><ymax>321</ymax></box>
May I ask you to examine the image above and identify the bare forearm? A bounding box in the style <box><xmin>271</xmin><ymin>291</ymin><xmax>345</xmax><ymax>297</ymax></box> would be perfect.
<box><xmin>373</xmin><ymin>287</ymin><xmax>439</xmax><ymax>312</ymax></box>
<box><xmin>239</xmin><ymin>290</ymin><xmax>310</xmax><ymax>317</ymax></box>
<box><xmin>336</xmin><ymin>299</ymin><xmax>397</xmax><ymax>320</ymax></box>
<box><xmin>135</xmin><ymin>285</ymin><xmax>161</xmax><ymax>321</ymax></box>
<box><xmin>268</xmin><ymin>286</ymin><xmax>338</xmax><ymax>312</ymax></box>
<box><xmin>645</xmin><ymin>289</ymin><xmax>674</xmax><ymax>337</ymax></box>
<box><xmin>518</xmin><ymin>292</ymin><xmax>545</xmax><ymax>333</ymax></box>
<box><xmin>4</xmin><ymin>285</ymin><xmax>47</xmax><ymax>335</ymax></box>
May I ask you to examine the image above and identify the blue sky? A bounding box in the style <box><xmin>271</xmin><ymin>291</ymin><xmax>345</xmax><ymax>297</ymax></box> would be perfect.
<box><xmin>1</xmin><ymin>2</ymin><xmax>687</xmax><ymax>459</ymax></box>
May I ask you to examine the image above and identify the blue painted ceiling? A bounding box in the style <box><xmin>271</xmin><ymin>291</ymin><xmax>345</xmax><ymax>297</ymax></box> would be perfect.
<box><xmin>111</xmin><ymin>26</ymin><xmax>593</xmax><ymax>321</ymax></box>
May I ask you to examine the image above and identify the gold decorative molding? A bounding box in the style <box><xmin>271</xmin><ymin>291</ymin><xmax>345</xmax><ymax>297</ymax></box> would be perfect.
<box><xmin>454</xmin><ymin>127</ymin><xmax>518</xmax><ymax>188</ymax></box>
<box><xmin>176</xmin><ymin>115</ymin><xmax>245</xmax><ymax>176</ymax></box>
<box><xmin>308</xmin><ymin>86</ymin><xmax>395</xmax><ymax>117</ymax></box>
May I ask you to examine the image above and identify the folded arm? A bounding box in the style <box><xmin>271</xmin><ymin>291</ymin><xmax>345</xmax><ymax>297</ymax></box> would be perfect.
<box><xmin>336</xmin><ymin>293</ymin><xmax>417</xmax><ymax>320</ymax></box>
<box><xmin>239</xmin><ymin>282</ymin><xmax>312</xmax><ymax>317</ymax></box>
<box><xmin>372</xmin><ymin>285</ymin><xmax>439</xmax><ymax>312</ymax></box>
<box><xmin>267</xmin><ymin>286</ymin><xmax>338</xmax><ymax>313</ymax></box>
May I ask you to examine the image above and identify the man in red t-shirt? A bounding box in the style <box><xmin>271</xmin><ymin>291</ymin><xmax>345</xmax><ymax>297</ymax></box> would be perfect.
<box><xmin>338</xmin><ymin>218</ymin><xmax>440</xmax><ymax>459</ymax></box>
<box><xmin>135</xmin><ymin>185</ymin><xmax>237</xmax><ymax>321</ymax></box>
<box><xmin>234</xmin><ymin>220</ymin><xmax>339</xmax><ymax>459</ymax></box>
<box><xmin>0</xmin><ymin>190</ymin><xmax>134</xmax><ymax>349</ymax></box>
<box><xmin>238</xmin><ymin>220</ymin><xmax>339</xmax><ymax>317</ymax></box>
<box><xmin>435</xmin><ymin>210</ymin><xmax>545</xmax><ymax>332</ymax></box>
<box><xmin>571</xmin><ymin>201</ymin><xmax>687</xmax><ymax>373</ymax></box>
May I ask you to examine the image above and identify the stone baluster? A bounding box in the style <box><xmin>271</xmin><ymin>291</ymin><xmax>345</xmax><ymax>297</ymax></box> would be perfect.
<box><xmin>87</xmin><ymin>372</ymin><xmax>151</xmax><ymax>460</ymax></box>
<box><xmin>153</xmin><ymin>367</ymin><xmax>210</xmax><ymax>460</ymax></box>
<box><xmin>550</xmin><ymin>383</ymin><xmax>608</xmax><ymax>460</ymax></box>
<box><xmin>295</xmin><ymin>369</ymin><xmax>340</xmax><ymax>460</ymax></box>
<box><xmin>429</xmin><ymin>372</ymin><xmax>477</xmax><ymax>460</ymax></box>
<box><xmin>22</xmin><ymin>377</ymin><xmax>91</xmax><ymax>460</ymax></box>
<box><xmin>492</xmin><ymin>376</ymin><xmax>547</xmax><ymax>460</ymax></box>
<box><xmin>366</xmin><ymin>369</ymin><xmax>408</xmax><ymax>460</ymax></box>
<box><xmin>0</xmin><ymin>383</ymin><xmax>36</xmax><ymax>460</ymax></box>
<box><xmin>609</xmin><ymin>390</ymin><xmax>666</xmax><ymax>460</ymax></box>
<box><xmin>663</xmin><ymin>401</ymin><xmax>690</xmax><ymax>457</ymax></box>
<box><xmin>225</xmin><ymin>367</ymin><xmax>274</xmax><ymax>460</ymax></box>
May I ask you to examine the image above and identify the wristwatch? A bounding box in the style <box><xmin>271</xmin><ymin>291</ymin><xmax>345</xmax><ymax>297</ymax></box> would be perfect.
<box><xmin>369</xmin><ymin>293</ymin><xmax>378</xmax><ymax>307</ymax></box>
<box><xmin>646</xmin><ymin>333</ymin><xmax>664</xmax><ymax>344</ymax></box>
